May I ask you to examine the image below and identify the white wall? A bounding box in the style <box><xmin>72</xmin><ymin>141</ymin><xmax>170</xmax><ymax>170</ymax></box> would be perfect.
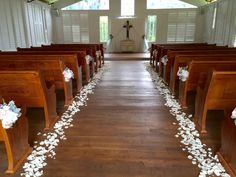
<box><xmin>52</xmin><ymin>0</ymin><xmax>203</xmax><ymax>52</ymax></box>
<box><xmin>202</xmin><ymin>0</ymin><xmax>236</xmax><ymax>47</ymax></box>
<box><xmin>0</xmin><ymin>0</ymin><xmax>52</xmax><ymax>51</ymax></box>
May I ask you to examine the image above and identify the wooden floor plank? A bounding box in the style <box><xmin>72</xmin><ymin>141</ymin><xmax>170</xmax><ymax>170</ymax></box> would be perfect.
<box><xmin>0</xmin><ymin>60</ymin><xmax>222</xmax><ymax>177</ymax></box>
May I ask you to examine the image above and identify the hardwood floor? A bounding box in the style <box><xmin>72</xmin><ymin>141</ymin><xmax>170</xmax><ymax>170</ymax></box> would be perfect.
<box><xmin>0</xmin><ymin>60</ymin><xmax>222</xmax><ymax>177</ymax></box>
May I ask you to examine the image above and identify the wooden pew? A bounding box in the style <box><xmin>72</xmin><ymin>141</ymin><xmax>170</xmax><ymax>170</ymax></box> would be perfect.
<box><xmin>50</xmin><ymin>43</ymin><xmax>104</xmax><ymax>65</ymax></box>
<box><xmin>157</xmin><ymin>45</ymin><xmax>229</xmax><ymax>73</ymax></box>
<box><xmin>0</xmin><ymin>70</ymin><xmax>58</xmax><ymax>129</ymax></box>
<box><xmin>0</xmin><ymin>101</ymin><xmax>32</xmax><ymax>174</ymax></box>
<box><xmin>19</xmin><ymin>46</ymin><xmax>97</xmax><ymax>74</ymax></box>
<box><xmin>39</xmin><ymin>45</ymin><xmax>100</xmax><ymax>71</ymax></box>
<box><xmin>0</xmin><ymin>56</ymin><xmax>73</xmax><ymax>107</ymax></box>
<box><xmin>162</xmin><ymin>49</ymin><xmax>236</xmax><ymax>84</ymax></box>
<box><xmin>194</xmin><ymin>70</ymin><xmax>236</xmax><ymax>133</ymax></box>
<box><xmin>150</xmin><ymin>43</ymin><xmax>210</xmax><ymax>66</ymax></box>
<box><xmin>178</xmin><ymin>61</ymin><xmax>236</xmax><ymax>108</ymax></box>
<box><xmin>2</xmin><ymin>51</ymin><xmax>86</xmax><ymax>89</ymax></box>
<box><xmin>169</xmin><ymin>55</ymin><xmax>236</xmax><ymax>94</ymax></box>
<box><xmin>152</xmin><ymin>44</ymin><xmax>219</xmax><ymax>69</ymax></box>
<box><xmin>217</xmin><ymin>109</ymin><xmax>236</xmax><ymax>177</ymax></box>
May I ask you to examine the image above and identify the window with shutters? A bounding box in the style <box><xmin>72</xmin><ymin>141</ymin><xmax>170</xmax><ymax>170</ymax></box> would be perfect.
<box><xmin>62</xmin><ymin>0</ymin><xmax>109</xmax><ymax>10</ymax></box>
<box><xmin>121</xmin><ymin>0</ymin><xmax>135</xmax><ymax>16</ymax></box>
<box><xmin>146</xmin><ymin>16</ymin><xmax>157</xmax><ymax>42</ymax></box>
<box><xmin>99</xmin><ymin>16</ymin><xmax>108</xmax><ymax>42</ymax></box>
<box><xmin>167</xmin><ymin>11</ymin><xmax>196</xmax><ymax>43</ymax></box>
<box><xmin>147</xmin><ymin>0</ymin><xmax>197</xmax><ymax>9</ymax></box>
<box><xmin>62</xmin><ymin>12</ymin><xmax>89</xmax><ymax>43</ymax></box>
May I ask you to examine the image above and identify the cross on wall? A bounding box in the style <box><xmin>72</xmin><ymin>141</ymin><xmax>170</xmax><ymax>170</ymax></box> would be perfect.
<box><xmin>123</xmin><ymin>20</ymin><xmax>133</xmax><ymax>39</ymax></box>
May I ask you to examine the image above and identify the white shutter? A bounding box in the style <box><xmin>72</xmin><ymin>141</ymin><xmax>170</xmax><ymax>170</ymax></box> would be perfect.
<box><xmin>62</xmin><ymin>13</ymin><xmax>73</xmax><ymax>43</ymax></box>
<box><xmin>176</xmin><ymin>24</ymin><xmax>186</xmax><ymax>42</ymax></box>
<box><xmin>185</xmin><ymin>24</ymin><xmax>195</xmax><ymax>42</ymax></box>
<box><xmin>167</xmin><ymin>11</ymin><xmax>196</xmax><ymax>43</ymax></box>
<box><xmin>71</xmin><ymin>14</ymin><xmax>80</xmax><ymax>42</ymax></box>
<box><xmin>62</xmin><ymin>11</ymin><xmax>89</xmax><ymax>43</ymax></box>
<box><xmin>234</xmin><ymin>16</ymin><xmax>236</xmax><ymax>47</ymax></box>
<box><xmin>80</xmin><ymin>14</ymin><xmax>89</xmax><ymax>43</ymax></box>
<box><xmin>215</xmin><ymin>0</ymin><xmax>228</xmax><ymax>45</ymax></box>
<box><xmin>167</xmin><ymin>24</ymin><xmax>177</xmax><ymax>42</ymax></box>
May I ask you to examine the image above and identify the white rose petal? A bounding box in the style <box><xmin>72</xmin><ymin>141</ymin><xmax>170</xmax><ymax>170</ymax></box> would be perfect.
<box><xmin>20</xmin><ymin>64</ymin><xmax>109</xmax><ymax>177</ymax></box>
<box><xmin>144</xmin><ymin>62</ymin><xmax>229</xmax><ymax>177</ymax></box>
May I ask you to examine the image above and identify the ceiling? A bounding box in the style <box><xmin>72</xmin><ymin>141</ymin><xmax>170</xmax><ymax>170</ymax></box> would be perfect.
<box><xmin>39</xmin><ymin>0</ymin><xmax>213</xmax><ymax>7</ymax></box>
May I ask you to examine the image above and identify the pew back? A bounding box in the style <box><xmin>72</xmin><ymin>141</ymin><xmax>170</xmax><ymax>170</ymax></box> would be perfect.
<box><xmin>0</xmin><ymin>70</ymin><xmax>58</xmax><ymax>129</ymax></box>
<box><xmin>179</xmin><ymin>61</ymin><xmax>236</xmax><ymax>108</ymax></box>
<box><xmin>170</xmin><ymin>55</ymin><xmax>236</xmax><ymax>93</ymax></box>
<box><xmin>194</xmin><ymin>70</ymin><xmax>236</xmax><ymax>133</ymax></box>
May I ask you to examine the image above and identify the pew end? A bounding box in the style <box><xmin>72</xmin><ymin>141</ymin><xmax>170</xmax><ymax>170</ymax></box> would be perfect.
<box><xmin>217</xmin><ymin>109</ymin><xmax>236</xmax><ymax>177</ymax></box>
<box><xmin>194</xmin><ymin>70</ymin><xmax>236</xmax><ymax>134</ymax></box>
<box><xmin>0</xmin><ymin>105</ymin><xmax>32</xmax><ymax>174</ymax></box>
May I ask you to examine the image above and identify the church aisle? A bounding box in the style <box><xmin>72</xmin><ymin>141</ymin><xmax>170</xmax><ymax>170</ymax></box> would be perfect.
<box><xmin>42</xmin><ymin>61</ymin><xmax>200</xmax><ymax>177</ymax></box>
<box><xmin>2</xmin><ymin>61</ymin><xmax>200</xmax><ymax>177</ymax></box>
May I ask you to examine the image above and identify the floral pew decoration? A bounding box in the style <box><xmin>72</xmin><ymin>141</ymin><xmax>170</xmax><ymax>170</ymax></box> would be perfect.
<box><xmin>63</xmin><ymin>67</ymin><xmax>74</xmax><ymax>82</ymax></box>
<box><xmin>177</xmin><ymin>66</ymin><xmax>189</xmax><ymax>82</ymax></box>
<box><xmin>85</xmin><ymin>55</ymin><xmax>93</xmax><ymax>65</ymax></box>
<box><xmin>96</xmin><ymin>50</ymin><xmax>103</xmax><ymax>67</ymax></box>
<box><xmin>161</xmin><ymin>55</ymin><xmax>168</xmax><ymax>66</ymax></box>
<box><xmin>152</xmin><ymin>49</ymin><xmax>158</xmax><ymax>59</ymax></box>
<box><xmin>0</xmin><ymin>99</ymin><xmax>32</xmax><ymax>174</ymax></box>
<box><xmin>231</xmin><ymin>108</ymin><xmax>236</xmax><ymax>125</ymax></box>
<box><xmin>96</xmin><ymin>50</ymin><xmax>101</xmax><ymax>59</ymax></box>
<box><xmin>0</xmin><ymin>100</ymin><xmax>21</xmax><ymax>129</ymax></box>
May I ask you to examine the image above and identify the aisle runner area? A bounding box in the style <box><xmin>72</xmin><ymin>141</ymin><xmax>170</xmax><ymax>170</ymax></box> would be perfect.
<box><xmin>145</xmin><ymin>62</ymin><xmax>230</xmax><ymax>177</ymax></box>
<box><xmin>21</xmin><ymin>65</ymin><xmax>108</xmax><ymax>177</ymax></box>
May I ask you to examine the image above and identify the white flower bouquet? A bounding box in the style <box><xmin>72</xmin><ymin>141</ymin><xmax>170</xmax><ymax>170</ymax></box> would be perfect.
<box><xmin>85</xmin><ymin>55</ymin><xmax>93</xmax><ymax>65</ymax></box>
<box><xmin>177</xmin><ymin>66</ymin><xmax>189</xmax><ymax>82</ymax></box>
<box><xmin>63</xmin><ymin>67</ymin><xmax>74</xmax><ymax>82</ymax></box>
<box><xmin>161</xmin><ymin>55</ymin><xmax>168</xmax><ymax>65</ymax></box>
<box><xmin>152</xmin><ymin>49</ymin><xmax>158</xmax><ymax>58</ymax></box>
<box><xmin>0</xmin><ymin>100</ymin><xmax>21</xmax><ymax>129</ymax></box>
<box><xmin>231</xmin><ymin>108</ymin><xmax>236</xmax><ymax>125</ymax></box>
<box><xmin>96</xmin><ymin>50</ymin><xmax>101</xmax><ymax>58</ymax></box>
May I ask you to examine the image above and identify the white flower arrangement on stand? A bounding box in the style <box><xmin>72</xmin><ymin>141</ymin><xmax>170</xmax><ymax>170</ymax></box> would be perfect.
<box><xmin>85</xmin><ymin>55</ymin><xmax>93</xmax><ymax>65</ymax></box>
<box><xmin>177</xmin><ymin>66</ymin><xmax>189</xmax><ymax>82</ymax></box>
<box><xmin>161</xmin><ymin>55</ymin><xmax>168</xmax><ymax>66</ymax></box>
<box><xmin>62</xmin><ymin>67</ymin><xmax>74</xmax><ymax>82</ymax></box>
<box><xmin>231</xmin><ymin>108</ymin><xmax>236</xmax><ymax>125</ymax></box>
<box><xmin>0</xmin><ymin>100</ymin><xmax>21</xmax><ymax>129</ymax></box>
